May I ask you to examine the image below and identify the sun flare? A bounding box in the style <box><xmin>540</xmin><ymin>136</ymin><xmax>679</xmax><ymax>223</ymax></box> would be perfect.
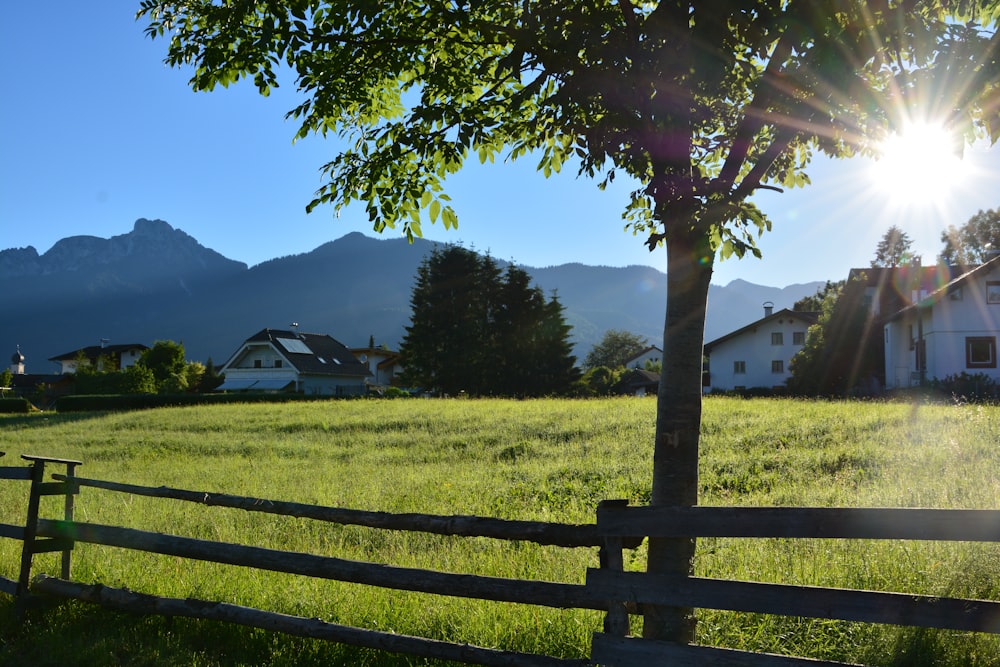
<box><xmin>870</xmin><ymin>122</ymin><xmax>967</xmax><ymax>205</ymax></box>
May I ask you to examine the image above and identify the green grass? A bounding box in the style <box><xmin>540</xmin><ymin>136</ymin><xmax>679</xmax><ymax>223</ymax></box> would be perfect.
<box><xmin>0</xmin><ymin>397</ymin><xmax>998</xmax><ymax>665</ymax></box>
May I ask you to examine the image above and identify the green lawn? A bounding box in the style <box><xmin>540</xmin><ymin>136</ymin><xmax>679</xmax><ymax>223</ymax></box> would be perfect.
<box><xmin>0</xmin><ymin>397</ymin><xmax>998</xmax><ymax>665</ymax></box>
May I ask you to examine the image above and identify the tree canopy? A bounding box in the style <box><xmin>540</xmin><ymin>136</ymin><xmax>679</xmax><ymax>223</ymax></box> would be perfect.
<box><xmin>399</xmin><ymin>246</ymin><xmax>578</xmax><ymax>396</ymax></box>
<box><xmin>139</xmin><ymin>0</ymin><xmax>1000</xmax><ymax>643</ymax></box>
<box><xmin>872</xmin><ymin>225</ymin><xmax>916</xmax><ymax>267</ymax></box>
<box><xmin>584</xmin><ymin>330</ymin><xmax>650</xmax><ymax>369</ymax></box>
<box><xmin>941</xmin><ymin>208</ymin><xmax>1000</xmax><ymax>265</ymax></box>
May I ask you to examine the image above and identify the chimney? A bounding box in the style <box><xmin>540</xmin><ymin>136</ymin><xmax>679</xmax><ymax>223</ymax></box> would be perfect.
<box><xmin>763</xmin><ymin>301</ymin><xmax>774</xmax><ymax>317</ymax></box>
<box><xmin>100</xmin><ymin>338</ymin><xmax>110</xmax><ymax>349</ymax></box>
<box><xmin>290</xmin><ymin>322</ymin><xmax>300</xmax><ymax>338</ymax></box>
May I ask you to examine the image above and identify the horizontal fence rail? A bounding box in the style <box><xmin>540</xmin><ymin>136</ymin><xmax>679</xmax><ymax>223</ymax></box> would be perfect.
<box><xmin>595</xmin><ymin>503</ymin><xmax>1000</xmax><ymax>541</ymax></box>
<box><xmin>35</xmin><ymin>519</ymin><xmax>605</xmax><ymax>611</ymax></box>
<box><xmin>53</xmin><ymin>474</ymin><xmax>603</xmax><ymax>548</ymax></box>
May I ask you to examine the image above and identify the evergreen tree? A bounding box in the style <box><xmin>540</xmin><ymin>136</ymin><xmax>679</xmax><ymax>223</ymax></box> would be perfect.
<box><xmin>872</xmin><ymin>225</ymin><xmax>915</xmax><ymax>267</ymax></box>
<box><xmin>526</xmin><ymin>292</ymin><xmax>580</xmax><ymax>396</ymax></box>
<box><xmin>400</xmin><ymin>246</ymin><xmax>576</xmax><ymax>396</ymax></box>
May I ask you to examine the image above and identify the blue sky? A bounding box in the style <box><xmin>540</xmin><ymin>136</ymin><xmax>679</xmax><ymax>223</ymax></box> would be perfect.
<box><xmin>3</xmin><ymin>3</ymin><xmax>1000</xmax><ymax>288</ymax></box>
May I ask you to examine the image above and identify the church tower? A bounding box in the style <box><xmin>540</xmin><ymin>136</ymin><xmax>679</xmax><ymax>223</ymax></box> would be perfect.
<box><xmin>10</xmin><ymin>346</ymin><xmax>24</xmax><ymax>375</ymax></box>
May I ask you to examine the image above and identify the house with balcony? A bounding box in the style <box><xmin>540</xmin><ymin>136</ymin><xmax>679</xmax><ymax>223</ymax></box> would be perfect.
<box><xmin>217</xmin><ymin>327</ymin><xmax>371</xmax><ymax>395</ymax></box>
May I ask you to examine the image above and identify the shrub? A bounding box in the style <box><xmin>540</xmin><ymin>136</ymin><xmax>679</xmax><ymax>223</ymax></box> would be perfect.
<box><xmin>0</xmin><ymin>398</ymin><xmax>30</xmax><ymax>414</ymax></box>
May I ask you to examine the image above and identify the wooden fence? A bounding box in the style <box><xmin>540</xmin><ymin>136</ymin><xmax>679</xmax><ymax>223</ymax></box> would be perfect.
<box><xmin>2</xmin><ymin>451</ymin><xmax>1000</xmax><ymax>666</ymax></box>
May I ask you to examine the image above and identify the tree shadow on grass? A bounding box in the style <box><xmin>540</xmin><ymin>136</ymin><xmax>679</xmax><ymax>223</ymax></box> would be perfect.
<box><xmin>0</xmin><ymin>599</ymin><xmax>465</xmax><ymax>666</ymax></box>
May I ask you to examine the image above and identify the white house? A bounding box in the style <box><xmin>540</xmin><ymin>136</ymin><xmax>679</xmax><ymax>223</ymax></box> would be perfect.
<box><xmin>350</xmin><ymin>339</ymin><xmax>404</xmax><ymax>389</ymax></box>
<box><xmin>48</xmin><ymin>342</ymin><xmax>149</xmax><ymax>374</ymax></box>
<box><xmin>218</xmin><ymin>327</ymin><xmax>372</xmax><ymax>395</ymax></box>
<box><xmin>884</xmin><ymin>256</ymin><xmax>1000</xmax><ymax>389</ymax></box>
<box><xmin>703</xmin><ymin>304</ymin><xmax>818</xmax><ymax>392</ymax></box>
<box><xmin>623</xmin><ymin>345</ymin><xmax>662</xmax><ymax>370</ymax></box>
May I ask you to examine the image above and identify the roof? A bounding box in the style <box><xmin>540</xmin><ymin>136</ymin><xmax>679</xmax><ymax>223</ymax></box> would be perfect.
<box><xmin>613</xmin><ymin>368</ymin><xmax>660</xmax><ymax>393</ymax></box>
<box><xmin>885</xmin><ymin>255</ymin><xmax>1000</xmax><ymax>321</ymax></box>
<box><xmin>235</xmin><ymin>328</ymin><xmax>371</xmax><ymax>378</ymax></box>
<box><xmin>49</xmin><ymin>343</ymin><xmax>149</xmax><ymax>362</ymax></box>
<box><xmin>623</xmin><ymin>346</ymin><xmax>662</xmax><ymax>367</ymax></box>
<box><xmin>704</xmin><ymin>309</ymin><xmax>819</xmax><ymax>354</ymax></box>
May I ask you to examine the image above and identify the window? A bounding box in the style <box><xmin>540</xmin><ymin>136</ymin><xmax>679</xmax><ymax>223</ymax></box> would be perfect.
<box><xmin>771</xmin><ymin>332</ymin><xmax>783</xmax><ymax>345</ymax></box>
<box><xmin>793</xmin><ymin>331</ymin><xmax>805</xmax><ymax>345</ymax></box>
<box><xmin>274</xmin><ymin>359</ymin><xmax>282</xmax><ymax>368</ymax></box>
<box><xmin>771</xmin><ymin>360</ymin><xmax>784</xmax><ymax>373</ymax></box>
<box><xmin>253</xmin><ymin>359</ymin><xmax>262</xmax><ymax>368</ymax></box>
<box><xmin>734</xmin><ymin>361</ymin><xmax>746</xmax><ymax>374</ymax></box>
<box><xmin>966</xmin><ymin>337</ymin><xmax>997</xmax><ymax>369</ymax></box>
<box><xmin>988</xmin><ymin>282</ymin><xmax>1000</xmax><ymax>304</ymax></box>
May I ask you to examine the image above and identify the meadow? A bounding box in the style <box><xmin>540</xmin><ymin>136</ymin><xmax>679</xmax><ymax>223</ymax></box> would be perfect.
<box><xmin>0</xmin><ymin>396</ymin><xmax>998</xmax><ymax>666</ymax></box>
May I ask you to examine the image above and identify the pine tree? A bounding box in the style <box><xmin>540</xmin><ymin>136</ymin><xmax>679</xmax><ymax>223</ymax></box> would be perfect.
<box><xmin>400</xmin><ymin>246</ymin><xmax>577</xmax><ymax>396</ymax></box>
<box><xmin>872</xmin><ymin>225</ymin><xmax>915</xmax><ymax>267</ymax></box>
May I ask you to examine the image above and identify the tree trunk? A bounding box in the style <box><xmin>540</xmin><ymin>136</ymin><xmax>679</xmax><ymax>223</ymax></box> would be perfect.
<box><xmin>643</xmin><ymin>228</ymin><xmax>714</xmax><ymax>643</ymax></box>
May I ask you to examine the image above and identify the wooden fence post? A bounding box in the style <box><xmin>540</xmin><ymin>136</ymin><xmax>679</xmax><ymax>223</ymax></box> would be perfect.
<box><xmin>597</xmin><ymin>499</ymin><xmax>630</xmax><ymax>636</ymax></box>
<box><xmin>61</xmin><ymin>460</ymin><xmax>79</xmax><ymax>580</ymax></box>
<box><xmin>16</xmin><ymin>458</ymin><xmax>45</xmax><ymax>601</ymax></box>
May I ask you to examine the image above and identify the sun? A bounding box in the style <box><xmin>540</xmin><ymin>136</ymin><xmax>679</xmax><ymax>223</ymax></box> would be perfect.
<box><xmin>870</xmin><ymin>122</ymin><xmax>968</xmax><ymax>205</ymax></box>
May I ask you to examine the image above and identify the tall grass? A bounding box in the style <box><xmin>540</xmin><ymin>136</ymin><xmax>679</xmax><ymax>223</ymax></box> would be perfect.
<box><xmin>0</xmin><ymin>397</ymin><xmax>998</xmax><ymax>665</ymax></box>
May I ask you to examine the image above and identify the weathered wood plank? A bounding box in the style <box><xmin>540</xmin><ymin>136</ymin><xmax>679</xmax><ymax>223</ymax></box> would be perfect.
<box><xmin>0</xmin><ymin>523</ymin><xmax>25</xmax><ymax>540</ymax></box>
<box><xmin>21</xmin><ymin>455</ymin><xmax>82</xmax><ymax>466</ymax></box>
<box><xmin>52</xmin><ymin>475</ymin><xmax>601</xmax><ymax>547</ymax></box>
<box><xmin>28</xmin><ymin>538</ymin><xmax>74</xmax><ymax>554</ymax></box>
<box><xmin>37</xmin><ymin>481</ymin><xmax>79</xmax><ymax>497</ymax></box>
<box><xmin>0</xmin><ymin>467</ymin><xmax>32</xmax><ymax>481</ymax></box>
<box><xmin>33</xmin><ymin>576</ymin><xmax>587</xmax><ymax>667</ymax></box>
<box><xmin>0</xmin><ymin>575</ymin><xmax>16</xmax><ymax>597</ymax></box>
<box><xmin>36</xmin><ymin>519</ymin><xmax>606</xmax><ymax>610</ymax></box>
<box><xmin>586</xmin><ymin>570</ymin><xmax>1000</xmax><ymax>633</ymax></box>
<box><xmin>591</xmin><ymin>633</ymin><xmax>860</xmax><ymax>666</ymax></box>
<box><xmin>596</xmin><ymin>505</ymin><xmax>1000</xmax><ymax>542</ymax></box>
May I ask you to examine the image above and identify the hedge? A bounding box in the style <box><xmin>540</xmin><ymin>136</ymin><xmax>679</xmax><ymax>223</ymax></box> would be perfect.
<box><xmin>0</xmin><ymin>398</ymin><xmax>31</xmax><ymax>414</ymax></box>
<box><xmin>54</xmin><ymin>392</ymin><xmax>347</xmax><ymax>413</ymax></box>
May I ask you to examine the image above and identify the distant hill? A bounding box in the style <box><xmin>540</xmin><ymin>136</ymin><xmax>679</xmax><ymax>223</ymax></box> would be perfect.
<box><xmin>0</xmin><ymin>219</ymin><xmax>825</xmax><ymax>370</ymax></box>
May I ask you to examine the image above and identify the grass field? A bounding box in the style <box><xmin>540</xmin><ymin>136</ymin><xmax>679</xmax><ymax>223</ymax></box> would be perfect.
<box><xmin>0</xmin><ymin>396</ymin><xmax>998</xmax><ymax>665</ymax></box>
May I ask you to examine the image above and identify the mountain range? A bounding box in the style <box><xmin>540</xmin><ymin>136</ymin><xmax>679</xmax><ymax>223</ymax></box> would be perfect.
<box><xmin>0</xmin><ymin>219</ymin><xmax>825</xmax><ymax>371</ymax></box>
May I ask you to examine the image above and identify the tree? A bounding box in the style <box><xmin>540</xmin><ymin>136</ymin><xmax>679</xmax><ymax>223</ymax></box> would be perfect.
<box><xmin>140</xmin><ymin>1</ymin><xmax>1000</xmax><ymax>642</ymax></box>
<box><xmin>941</xmin><ymin>208</ymin><xmax>1000</xmax><ymax>265</ymax></box>
<box><xmin>788</xmin><ymin>274</ymin><xmax>884</xmax><ymax>396</ymax></box>
<box><xmin>793</xmin><ymin>280</ymin><xmax>845</xmax><ymax>312</ymax></box>
<box><xmin>400</xmin><ymin>246</ymin><xmax>577</xmax><ymax>396</ymax></box>
<box><xmin>584</xmin><ymin>330</ymin><xmax>650</xmax><ymax>370</ymax></box>
<box><xmin>137</xmin><ymin>340</ymin><xmax>188</xmax><ymax>391</ymax></box>
<box><xmin>872</xmin><ymin>225</ymin><xmax>915</xmax><ymax>267</ymax></box>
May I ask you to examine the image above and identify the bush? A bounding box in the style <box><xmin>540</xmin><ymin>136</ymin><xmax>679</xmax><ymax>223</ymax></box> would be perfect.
<box><xmin>0</xmin><ymin>398</ymin><xmax>30</xmax><ymax>414</ymax></box>
<box><xmin>929</xmin><ymin>372</ymin><xmax>1000</xmax><ymax>402</ymax></box>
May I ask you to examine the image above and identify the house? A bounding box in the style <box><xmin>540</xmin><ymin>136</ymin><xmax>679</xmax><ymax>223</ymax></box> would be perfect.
<box><xmin>217</xmin><ymin>327</ymin><xmax>372</xmax><ymax>395</ymax></box>
<box><xmin>613</xmin><ymin>368</ymin><xmax>660</xmax><ymax>396</ymax></box>
<box><xmin>48</xmin><ymin>341</ymin><xmax>149</xmax><ymax>374</ymax></box>
<box><xmin>703</xmin><ymin>303</ymin><xmax>818</xmax><ymax>392</ymax></box>
<box><xmin>883</xmin><ymin>256</ymin><xmax>1000</xmax><ymax>389</ymax></box>
<box><xmin>350</xmin><ymin>338</ymin><xmax>404</xmax><ymax>390</ymax></box>
<box><xmin>623</xmin><ymin>346</ymin><xmax>662</xmax><ymax>370</ymax></box>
